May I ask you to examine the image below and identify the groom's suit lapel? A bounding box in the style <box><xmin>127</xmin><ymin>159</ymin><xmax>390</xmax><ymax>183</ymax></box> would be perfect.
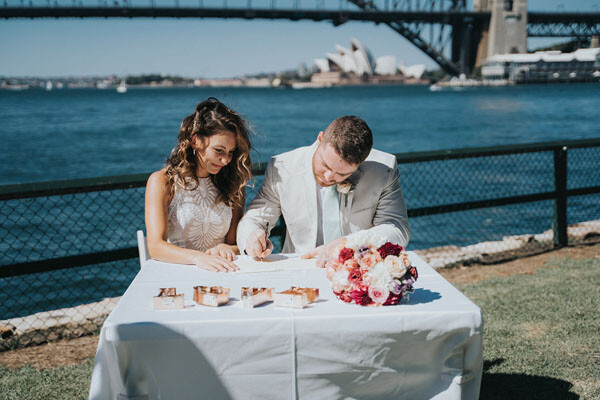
<box><xmin>295</xmin><ymin>143</ymin><xmax>318</xmax><ymax>247</ymax></box>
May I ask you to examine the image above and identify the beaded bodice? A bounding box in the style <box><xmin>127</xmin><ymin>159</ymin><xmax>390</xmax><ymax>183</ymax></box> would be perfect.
<box><xmin>167</xmin><ymin>177</ymin><xmax>232</xmax><ymax>252</ymax></box>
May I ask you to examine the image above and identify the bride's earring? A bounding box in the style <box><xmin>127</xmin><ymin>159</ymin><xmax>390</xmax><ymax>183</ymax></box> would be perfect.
<box><xmin>193</xmin><ymin>148</ymin><xmax>196</xmax><ymax>156</ymax></box>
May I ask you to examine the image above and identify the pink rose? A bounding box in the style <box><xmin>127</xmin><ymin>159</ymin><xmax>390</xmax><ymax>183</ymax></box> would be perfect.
<box><xmin>368</xmin><ymin>286</ymin><xmax>390</xmax><ymax>305</ymax></box>
<box><xmin>348</xmin><ymin>267</ymin><xmax>363</xmax><ymax>285</ymax></box>
<box><xmin>360</xmin><ymin>253</ymin><xmax>377</xmax><ymax>269</ymax></box>
<box><xmin>343</xmin><ymin>258</ymin><xmax>359</xmax><ymax>271</ymax></box>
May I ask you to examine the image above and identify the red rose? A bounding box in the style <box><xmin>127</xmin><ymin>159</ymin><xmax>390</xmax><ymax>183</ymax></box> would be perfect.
<box><xmin>338</xmin><ymin>248</ymin><xmax>355</xmax><ymax>263</ymax></box>
<box><xmin>409</xmin><ymin>267</ymin><xmax>418</xmax><ymax>280</ymax></box>
<box><xmin>377</xmin><ymin>242</ymin><xmax>404</xmax><ymax>258</ymax></box>
<box><xmin>339</xmin><ymin>291</ymin><xmax>353</xmax><ymax>303</ymax></box>
<box><xmin>350</xmin><ymin>288</ymin><xmax>372</xmax><ymax>306</ymax></box>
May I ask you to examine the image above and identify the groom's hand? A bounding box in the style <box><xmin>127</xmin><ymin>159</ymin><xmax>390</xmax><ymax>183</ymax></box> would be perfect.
<box><xmin>301</xmin><ymin>237</ymin><xmax>344</xmax><ymax>268</ymax></box>
<box><xmin>246</xmin><ymin>229</ymin><xmax>274</xmax><ymax>259</ymax></box>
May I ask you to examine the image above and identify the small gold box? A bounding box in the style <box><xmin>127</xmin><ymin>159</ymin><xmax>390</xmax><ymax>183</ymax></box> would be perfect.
<box><xmin>273</xmin><ymin>288</ymin><xmax>309</xmax><ymax>309</ymax></box>
<box><xmin>153</xmin><ymin>288</ymin><xmax>184</xmax><ymax>310</ymax></box>
<box><xmin>291</xmin><ymin>287</ymin><xmax>319</xmax><ymax>303</ymax></box>
<box><xmin>241</xmin><ymin>287</ymin><xmax>274</xmax><ymax>309</ymax></box>
<box><xmin>193</xmin><ymin>286</ymin><xmax>230</xmax><ymax>307</ymax></box>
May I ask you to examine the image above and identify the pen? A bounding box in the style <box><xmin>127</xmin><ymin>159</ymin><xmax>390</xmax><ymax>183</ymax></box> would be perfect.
<box><xmin>260</xmin><ymin>222</ymin><xmax>269</xmax><ymax>261</ymax></box>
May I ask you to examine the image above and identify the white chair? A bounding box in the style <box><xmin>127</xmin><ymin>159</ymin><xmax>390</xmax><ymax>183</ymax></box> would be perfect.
<box><xmin>137</xmin><ymin>230</ymin><xmax>150</xmax><ymax>269</ymax></box>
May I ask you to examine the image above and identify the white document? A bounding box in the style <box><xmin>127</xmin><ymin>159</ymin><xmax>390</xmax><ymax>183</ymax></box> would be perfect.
<box><xmin>234</xmin><ymin>254</ymin><xmax>317</xmax><ymax>274</ymax></box>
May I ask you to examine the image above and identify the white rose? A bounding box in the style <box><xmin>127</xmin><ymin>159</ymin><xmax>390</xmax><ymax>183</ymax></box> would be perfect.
<box><xmin>365</xmin><ymin>261</ymin><xmax>393</xmax><ymax>289</ymax></box>
<box><xmin>384</xmin><ymin>255</ymin><xmax>407</xmax><ymax>279</ymax></box>
<box><xmin>332</xmin><ymin>270</ymin><xmax>350</xmax><ymax>292</ymax></box>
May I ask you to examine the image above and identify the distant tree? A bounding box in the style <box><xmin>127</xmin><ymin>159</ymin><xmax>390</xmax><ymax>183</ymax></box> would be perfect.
<box><xmin>422</xmin><ymin>68</ymin><xmax>447</xmax><ymax>82</ymax></box>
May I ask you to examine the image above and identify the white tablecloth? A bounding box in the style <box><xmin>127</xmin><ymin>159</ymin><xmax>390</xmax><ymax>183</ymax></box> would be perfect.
<box><xmin>89</xmin><ymin>252</ymin><xmax>482</xmax><ymax>400</ymax></box>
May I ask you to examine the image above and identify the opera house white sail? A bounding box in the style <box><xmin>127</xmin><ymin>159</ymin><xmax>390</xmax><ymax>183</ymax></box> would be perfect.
<box><xmin>314</xmin><ymin>38</ymin><xmax>425</xmax><ymax>80</ymax></box>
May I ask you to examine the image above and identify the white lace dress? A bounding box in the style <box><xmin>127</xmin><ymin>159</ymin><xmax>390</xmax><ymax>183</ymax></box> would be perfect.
<box><xmin>167</xmin><ymin>177</ymin><xmax>232</xmax><ymax>252</ymax></box>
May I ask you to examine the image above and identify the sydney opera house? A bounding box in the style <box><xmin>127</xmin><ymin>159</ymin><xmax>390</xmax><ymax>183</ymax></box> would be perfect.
<box><xmin>310</xmin><ymin>38</ymin><xmax>426</xmax><ymax>86</ymax></box>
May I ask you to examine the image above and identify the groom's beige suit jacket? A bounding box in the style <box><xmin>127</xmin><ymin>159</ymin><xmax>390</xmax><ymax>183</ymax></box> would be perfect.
<box><xmin>237</xmin><ymin>142</ymin><xmax>409</xmax><ymax>254</ymax></box>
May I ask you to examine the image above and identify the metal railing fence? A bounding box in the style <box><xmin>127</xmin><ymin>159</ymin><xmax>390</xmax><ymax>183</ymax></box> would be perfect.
<box><xmin>1</xmin><ymin>138</ymin><xmax>599</xmax><ymax>349</ymax></box>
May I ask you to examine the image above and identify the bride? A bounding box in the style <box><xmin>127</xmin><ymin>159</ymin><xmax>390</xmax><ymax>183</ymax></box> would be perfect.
<box><xmin>145</xmin><ymin>98</ymin><xmax>253</xmax><ymax>272</ymax></box>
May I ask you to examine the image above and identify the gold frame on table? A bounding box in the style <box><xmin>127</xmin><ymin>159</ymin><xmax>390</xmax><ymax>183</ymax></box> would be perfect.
<box><xmin>153</xmin><ymin>288</ymin><xmax>185</xmax><ymax>310</ymax></box>
<box><xmin>193</xmin><ymin>286</ymin><xmax>230</xmax><ymax>307</ymax></box>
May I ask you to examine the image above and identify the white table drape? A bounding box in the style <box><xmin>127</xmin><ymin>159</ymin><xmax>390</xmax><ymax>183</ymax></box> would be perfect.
<box><xmin>89</xmin><ymin>252</ymin><xmax>483</xmax><ymax>400</ymax></box>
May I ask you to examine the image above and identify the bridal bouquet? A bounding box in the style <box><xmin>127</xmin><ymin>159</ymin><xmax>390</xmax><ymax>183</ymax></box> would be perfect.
<box><xmin>325</xmin><ymin>231</ymin><xmax>418</xmax><ymax>306</ymax></box>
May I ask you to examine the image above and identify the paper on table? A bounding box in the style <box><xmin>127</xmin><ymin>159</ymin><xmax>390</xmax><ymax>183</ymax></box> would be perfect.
<box><xmin>235</xmin><ymin>254</ymin><xmax>317</xmax><ymax>274</ymax></box>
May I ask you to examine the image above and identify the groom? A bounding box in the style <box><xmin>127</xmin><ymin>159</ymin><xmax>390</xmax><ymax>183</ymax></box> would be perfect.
<box><xmin>237</xmin><ymin>115</ymin><xmax>409</xmax><ymax>267</ymax></box>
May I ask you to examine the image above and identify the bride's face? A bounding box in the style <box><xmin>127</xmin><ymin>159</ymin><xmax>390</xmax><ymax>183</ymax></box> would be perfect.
<box><xmin>193</xmin><ymin>131</ymin><xmax>237</xmax><ymax>177</ymax></box>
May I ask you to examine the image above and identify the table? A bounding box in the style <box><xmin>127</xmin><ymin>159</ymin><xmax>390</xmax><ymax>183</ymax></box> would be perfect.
<box><xmin>89</xmin><ymin>253</ymin><xmax>483</xmax><ymax>400</ymax></box>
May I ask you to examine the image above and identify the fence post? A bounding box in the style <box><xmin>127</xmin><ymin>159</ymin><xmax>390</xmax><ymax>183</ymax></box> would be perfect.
<box><xmin>553</xmin><ymin>146</ymin><xmax>568</xmax><ymax>247</ymax></box>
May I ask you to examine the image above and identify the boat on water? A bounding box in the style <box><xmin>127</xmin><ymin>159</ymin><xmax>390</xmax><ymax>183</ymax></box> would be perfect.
<box><xmin>116</xmin><ymin>79</ymin><xmax>127</xmax><ymax>93</ymax></box>
<box><xmin>45</xmin><ymin>80</ymin><xmax>53</xmax><ymax>91</ymax></box>
<box><xmin>291</xmin><ymin>81</ymin><xmax>332</xmax><ymax>89</ymax></box>
<box><xmin>1</xmin><ymin>84</ymin><xmax>29</xmax><ymax>91</ymax></box>
<box><xmin>429</xmin><ymin>74</ymin><xmax>482</xmax><ymax>91</ymax></box>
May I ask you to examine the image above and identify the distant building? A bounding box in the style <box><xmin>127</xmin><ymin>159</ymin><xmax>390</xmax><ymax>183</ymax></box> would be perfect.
<box><xmin>374</xmin><ymin>56</ymin><xmax>397</xmax><ymax>75</ymax></box>
<box><xmin>312</xmin><ymin>38</ymin><xmax>426</xmax><ymax>84</ymax></box>
<box><xmin>482</xmin><ymin>48</ymin><xmax>600</xmax><ymax>84</ymax></box>
<box><xmin>398</xmin><ymin>64</ymin><xmax>426</xmax><ymax>79</ymax></box>
<box><xmin>244</xmin><ymin>78</ymin><xmax>272</xmax><ymax>88</ymax></box>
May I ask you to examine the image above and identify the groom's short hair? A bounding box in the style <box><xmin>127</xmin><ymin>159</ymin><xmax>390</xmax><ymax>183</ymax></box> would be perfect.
<box><xmin>323</xmin><ymin>116</ymin><xmax>373</xmax><ymax>165</ymax></box>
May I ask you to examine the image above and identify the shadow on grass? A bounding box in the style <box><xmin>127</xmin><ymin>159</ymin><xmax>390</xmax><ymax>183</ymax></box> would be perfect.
<box><xmin>480</xmin><ymin>359</ymin><xmax>579</xmax><ymax>400</ymax></box>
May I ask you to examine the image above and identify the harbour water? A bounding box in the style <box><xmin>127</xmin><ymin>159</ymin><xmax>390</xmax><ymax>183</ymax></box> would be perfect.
<box><xmin>1</xmin><ymin>84</ymin><xmax>599</xmax><ymax>185</ymax></box>
<box><xmin>1</xmin><ymin>84</ymin><xmax>599</xmax><ymax>318</ymax></box>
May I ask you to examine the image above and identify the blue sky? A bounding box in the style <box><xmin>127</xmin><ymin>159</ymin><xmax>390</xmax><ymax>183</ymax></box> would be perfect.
<box><xmin>0</xmin><ymin>0</ymin><xmax>598</xmax><ymax>78</ymax></box>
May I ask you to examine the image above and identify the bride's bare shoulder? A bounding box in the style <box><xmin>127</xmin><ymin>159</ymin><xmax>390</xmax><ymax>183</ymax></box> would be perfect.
<box><xmin>147</xmin><ymin>168</ymin><xmax>171</xmax><ymax>192</ymax></box>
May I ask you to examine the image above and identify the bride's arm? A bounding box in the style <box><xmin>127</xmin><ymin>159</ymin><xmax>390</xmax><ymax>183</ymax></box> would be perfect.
<box><xmin>144</xmin><ymin>169</ymin><xmax>237</xmax><ymax>272</ymax></box>
<box><xmin>224</xmin><ymin>188</ymin><xmax>244</xmax><ymax>254</ymax></box>
<box><xmin>206</xmin><ymin>189</ymin><xmax>244</xmax><ymax>258</ymax></box>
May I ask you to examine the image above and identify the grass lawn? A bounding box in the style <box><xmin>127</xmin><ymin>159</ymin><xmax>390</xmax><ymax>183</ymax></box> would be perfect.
<box><xmin>0</xmin><ymin>359</ymin><xmax>93</xmax><ymax>400</ymax></box>
<box><xmin>1</xmin><ymin>254</ymin><xmax>598</xmax><ymax>399</ymax></box>
<box><xmin>458</xmin><ymin>255</ymin><xmax>600</xmax><ymax>399</ymax></box>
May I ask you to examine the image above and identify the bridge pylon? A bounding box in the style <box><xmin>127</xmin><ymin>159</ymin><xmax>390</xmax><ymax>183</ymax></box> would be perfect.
<box><xmin>473</xmin><ymin>0</ymin><xmax>528</xmax><ymax>67</ymax></box>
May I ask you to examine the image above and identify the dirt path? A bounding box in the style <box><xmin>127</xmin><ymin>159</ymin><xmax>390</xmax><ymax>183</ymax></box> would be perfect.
<box><xmin>437</xmin><ymin>241</ymin><xmax>600</xmax><ymax>285</ymax></box>
<box><xmin>1</xmin><ymin>242</ymin><xmax>598</xmax><ymax>370</ymax></box>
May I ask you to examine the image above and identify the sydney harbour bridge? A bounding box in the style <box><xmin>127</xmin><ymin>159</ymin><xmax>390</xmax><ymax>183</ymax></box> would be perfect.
<box><xmin>2</xmin><ymin>0</ymin><xmax>600</xmax><ymax>75</ymax></box>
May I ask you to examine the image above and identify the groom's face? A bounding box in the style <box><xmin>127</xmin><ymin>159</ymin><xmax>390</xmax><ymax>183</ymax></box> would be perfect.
<box><xmin>312</xmin><ymin>138</ymin><xmax>359</xmax><ymax>187</ymax></box>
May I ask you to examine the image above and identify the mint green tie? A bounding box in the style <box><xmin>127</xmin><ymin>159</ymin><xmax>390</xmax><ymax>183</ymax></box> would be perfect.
<box><xmin>323</xmin><ymin>185</ymin><xmax>342</xmax><ymax>244</ymax></box>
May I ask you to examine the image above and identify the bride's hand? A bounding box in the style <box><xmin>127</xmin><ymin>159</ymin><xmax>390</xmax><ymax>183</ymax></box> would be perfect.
<box><xmin>193</xmin><ymin>252</ymin><xmax>238</xmax><ymax>272</ymax></box>
<box><xmin>205</xmin><ymin>244</ymin><xmax>236</xmax><ymax>261</ymax></box>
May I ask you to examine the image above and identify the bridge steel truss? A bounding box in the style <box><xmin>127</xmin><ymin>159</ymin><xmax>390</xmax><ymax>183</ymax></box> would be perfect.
<box><xmin>1</xmin><ymin>1</ymin><xmax>599</xmax><ymax>74</ymax></box>
<box><xmin>0</xmin><ymin>0</ymin><xmax>484</xmax><ymax>75</ymax></box>
<box><xmin>528</xmin><ymin>12</ymin><xmax>600</xmax><ymax>37</ymax></box>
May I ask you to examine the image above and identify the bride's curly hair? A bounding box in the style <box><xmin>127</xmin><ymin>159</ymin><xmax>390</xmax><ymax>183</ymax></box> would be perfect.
<box><xmin>165</xmin><ymin>98</ymin><xmax>253</xmax><ymax>208</ymax></box>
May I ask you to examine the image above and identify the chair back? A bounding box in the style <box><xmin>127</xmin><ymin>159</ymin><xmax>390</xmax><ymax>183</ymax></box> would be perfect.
<box><xmin>137</xmin><ymin>230</ymin><xmax>150</xmax><ymax>269</ymax></box>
